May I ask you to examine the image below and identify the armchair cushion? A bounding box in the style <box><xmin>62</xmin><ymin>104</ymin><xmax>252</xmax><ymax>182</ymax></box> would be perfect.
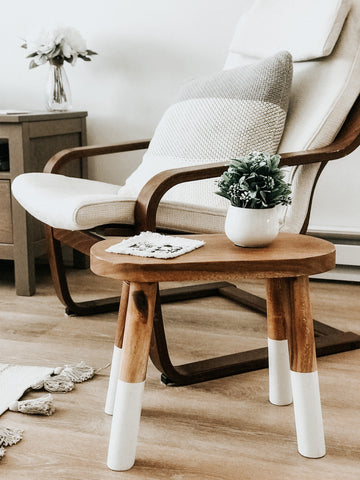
<box><xmin>230</xmin><ymin>0</ymin><xmax>351</xmax><ymax>61</ymax></box>
<box><xmin>12</xmin><ymin>173</ymin><xmax>135</xmax><ymax>231</ymax></box>
<box><xmin>122</xmin><ymin>51</ymin><xmax>293</xmax><ymax>213</ymax></box>
<box><xmin>11</xmin><ymin>172</ymin><xmax>228</xmax><ymax>233</ymax></box>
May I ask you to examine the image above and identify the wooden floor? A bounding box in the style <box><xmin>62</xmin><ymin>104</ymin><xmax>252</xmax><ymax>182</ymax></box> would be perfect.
<box><xmin>0</xmin><ymin>261</ymin><xmax>359</xmax><ymax>479</ymax></box>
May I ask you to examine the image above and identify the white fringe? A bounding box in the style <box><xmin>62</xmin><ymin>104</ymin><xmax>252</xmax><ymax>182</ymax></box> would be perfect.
<box><xmin>9</xmin><ymin>394</ymin><xmax>55</xmax><ymax>416</ymax></box>
<box><xmin>31</xmin><ymin>362</ymin><xmax>95</xmax><ymax>393</ymax></box>
<box><xmin>0</xmin><ymin>362</ymin><xmax>95</xmax><ymax>460</ymax></box>
<box><xmin>56</xmin><ymin>361</ymin><xmax>95</xmax><ymax>383</ymax></box>
<box><xmin>44</xmin><ymin>375</ymin><xmax>75</xmax><ymax>393</ymax></box>
<box><xmin>0</xmin><ymin>426</ymin><xmax>23</xmax><ymax>460</ymax></box>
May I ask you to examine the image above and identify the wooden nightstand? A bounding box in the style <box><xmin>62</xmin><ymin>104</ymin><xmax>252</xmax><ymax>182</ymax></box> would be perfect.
<box><xmin>0</xmin><ymin>111</ymin><xmax>87</xmax><ymax>295</ymax></box>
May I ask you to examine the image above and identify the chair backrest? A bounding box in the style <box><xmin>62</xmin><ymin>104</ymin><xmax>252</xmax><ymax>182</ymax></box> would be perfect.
<box><xmin>122</xmin><ymin>0</ymin><xmax>360</xmax><ymax>236</ymax></box>
<box><xmin>225</xmin><ymin>0</ymin><xmax>360</xmax><ymax>232</ymax></box>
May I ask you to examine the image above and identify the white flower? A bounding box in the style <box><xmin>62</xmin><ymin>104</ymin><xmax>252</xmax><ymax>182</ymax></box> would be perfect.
<box><xmin>22</xmin><ymin>27</ymin><xmax>97</xmax><ymax>69</ymax></box>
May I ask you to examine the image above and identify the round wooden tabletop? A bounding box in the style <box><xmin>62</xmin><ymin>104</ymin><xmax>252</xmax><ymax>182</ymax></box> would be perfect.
<box><xmin>90</xmin><ymin>233</ymin><xmax>336</xmax><ymax>283</ymax></box>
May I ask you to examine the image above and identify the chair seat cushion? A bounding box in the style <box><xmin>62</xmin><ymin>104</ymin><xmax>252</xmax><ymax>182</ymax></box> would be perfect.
<box><xmin>11</xmin><ymin>173</ymin><xmax>227</xmax><ymax>233</ymax></box>
<box><xmin>12</xmin><ymin>173</ymin><xmax>134</xmax><ymax>231</ymax></box>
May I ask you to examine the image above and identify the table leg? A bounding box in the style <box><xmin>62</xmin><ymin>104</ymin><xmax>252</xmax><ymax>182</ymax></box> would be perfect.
<box><xmin>105</xmin><ymin>281</ymin><xmax>130</xmax><ymax>415</ymax></box>
<box><xmin>287</xmin><ymin>276</ymin><xmax>325</xmax><ymax>458</ymax></box>
<box><xmin>266</xmin><ymin>278</ymin><xmax>292</xmax><ymax>406</ymax></box>
<box><xmin>107</xmin><ymin>281</ymin><xmax>157</xmax><ymax>471</ymax></box>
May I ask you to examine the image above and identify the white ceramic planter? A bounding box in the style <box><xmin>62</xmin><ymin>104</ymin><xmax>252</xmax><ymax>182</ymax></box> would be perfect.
<box><xmin>225</xmin><ymin>205</ymin><xmax>280</xmax><ymax>247</ymax></box>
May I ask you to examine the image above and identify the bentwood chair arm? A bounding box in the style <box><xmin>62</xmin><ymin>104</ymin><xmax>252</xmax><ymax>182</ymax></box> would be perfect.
<box><xmin>135</xmin><ymin>93</ymin><xmax>360</xmax><ymax>232</ymax></box>
<box><xmin>43</xmin><ymin>139</ymin><xmax>151</xmax><ymax>174</ymax></box>
<box><xmin>133</xmin><ymin>148</ymin><xmax>333</xmax><ymax>232</ymax></box>
<box><xmin>135</xmin><ymin>162</ymin><xmax>228</xmax><ymax>231</ymax></box>
<box><xmin>134</xmin><ymin>123</ymin><xmax>360</xmax><ymax>232</ymax></box>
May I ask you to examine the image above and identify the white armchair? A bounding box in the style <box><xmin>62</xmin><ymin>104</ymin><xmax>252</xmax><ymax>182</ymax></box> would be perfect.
<box><xmin>12</xmin><ymin>0</ymin><xmax>360</xmax><ymax>385</ymax></box>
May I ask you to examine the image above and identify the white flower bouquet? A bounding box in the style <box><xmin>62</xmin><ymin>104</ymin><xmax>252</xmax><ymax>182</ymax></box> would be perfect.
<box><xmin>21</xmin><ymin>27</ymin><xmax>97</xmax><ymax>68</ymax></box>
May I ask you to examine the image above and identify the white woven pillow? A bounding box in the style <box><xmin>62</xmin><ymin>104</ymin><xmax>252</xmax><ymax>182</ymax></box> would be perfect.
<box><xmin>121</xmin><ymin>51</ymin><xmax>293</xmax><ymax>211</ymax></box>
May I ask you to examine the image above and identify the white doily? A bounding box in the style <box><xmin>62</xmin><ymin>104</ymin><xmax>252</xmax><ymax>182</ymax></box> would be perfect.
<box><xmin>105</xmin><ymin>232</ymin><xmax>205</xmax><ymax>259</ymax></box>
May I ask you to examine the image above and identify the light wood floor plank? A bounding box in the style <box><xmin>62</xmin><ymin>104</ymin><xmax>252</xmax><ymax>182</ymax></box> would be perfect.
<box><xmin>0</xmin><ymin>261</ymin><xmax>359</xmax><ymax>479</ymax></box>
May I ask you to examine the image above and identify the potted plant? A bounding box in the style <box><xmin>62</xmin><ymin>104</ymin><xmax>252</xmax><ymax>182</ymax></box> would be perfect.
<box><xmin>216</xmin><ymin>151</ymin><xmax>292</xmax><ymax>247</ymax></box>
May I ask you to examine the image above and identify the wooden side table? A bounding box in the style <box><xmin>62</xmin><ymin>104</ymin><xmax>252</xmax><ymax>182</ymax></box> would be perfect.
<box><xmin>90</xmin><ymin>233</ymin><xmax>336</xmax><ymax>471</ymax></box>
<box><xmin>0</xmin><ymin>111</ymin><xmax>87</xmax><ymax>295</ymax></box>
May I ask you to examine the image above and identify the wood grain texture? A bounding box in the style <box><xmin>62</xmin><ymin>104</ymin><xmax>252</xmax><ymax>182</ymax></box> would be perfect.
<box><xmin>43</xmin><ymin>139</ymin><xmax>150</xmax><ymax>174</ymax></box>
<box><xmin>287</xmin><ymin>276</ymin><xmax>317</xmax><ymax>373</ymax></box>
<box><xmin>119</xmin><ymin>282</ymin><xmax>157</xmax><ymax>383</ymax></box>
<box><xmin>90</xmin><ymin>233</ymin><xmax>336</xmax><ymax>283</ymax></box>
<box><xmin>0</xmin><ymin>181</ymin><xmax>12</xmax><ymax>243</ymax></box>
<box><xmin>114</xmin><ymin>281</ymin><xmax>129</xmax><ymax>348</ymax></box>
<box><xmin>0</xmin><ymin>263</ymin><xmax>359</xmax><ymax>479</ymax></box>
<box><xmin>266</xmin><ymin>278</ymin><xmax>291</xmax><ymax>341</ymax></box>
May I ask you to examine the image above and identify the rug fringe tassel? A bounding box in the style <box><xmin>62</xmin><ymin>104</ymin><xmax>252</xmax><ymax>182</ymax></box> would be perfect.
<box><xmin>0</xmin><ymin>426</ymin><xmax>23</xmax><ymax>461</ymax></box>
<box><xmin>9</xmin><ymin>394</ymin><xmax>55</xmax><ymax>416</ymax></box>
<box><xmin>44</xmin><ymin>375</ymin><xmax>75</xmax><ymax>393</ymax></box>
<box><xmin>56</xmin><ymin>361</ymin><xmax>95</xmax><ymax>383</ymax></box>
<box><xmin>0</xmin><ymin>362</ymin><xmax>95</xmax><ymax>460</ymax></box>
<box><xmin>0</xmin><ymin>426</ymin><xmax>23</xmax><ymax>447</ymax></box>
<box><xmin>31</xmin><ymin>361</ymin><xmax>95</xmax><ymax>393</ymax></box>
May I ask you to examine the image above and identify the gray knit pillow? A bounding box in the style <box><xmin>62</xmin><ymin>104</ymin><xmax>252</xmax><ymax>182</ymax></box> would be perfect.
<box><xmin>123</xmin><ymin>51</ymin><xmax>293</xmax><ymax>208</ymax></box>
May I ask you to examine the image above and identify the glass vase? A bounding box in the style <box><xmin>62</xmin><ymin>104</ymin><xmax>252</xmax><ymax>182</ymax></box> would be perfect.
<box><xmin>46</xmin><ymin>63</ymin><xmax>72</xmax><ymax>111</ymax></box>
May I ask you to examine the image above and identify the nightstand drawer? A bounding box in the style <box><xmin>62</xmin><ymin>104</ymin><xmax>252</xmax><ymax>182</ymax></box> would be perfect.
<box><xmin>0</xmin><ymin>180</ymin><xmax>13</xmax><ymax>243</ymax></box>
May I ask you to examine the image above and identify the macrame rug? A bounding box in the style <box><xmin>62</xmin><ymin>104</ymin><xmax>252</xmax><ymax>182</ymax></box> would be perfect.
<box><xmin>0</xmin><ymin>361</ymin><xmax>96</xmax><ymax>461</ymax></box>
<box><xmin>0</xmin><ymin>364</ymin><xmax>53</xmax><ymax>416</ymax></box>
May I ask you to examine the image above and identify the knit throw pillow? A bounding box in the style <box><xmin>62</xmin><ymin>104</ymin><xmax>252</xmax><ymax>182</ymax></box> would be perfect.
<box><xmin>122</xmin><ymin>51</ymin><xmax>293</xmax><ymax>209</ymax></box>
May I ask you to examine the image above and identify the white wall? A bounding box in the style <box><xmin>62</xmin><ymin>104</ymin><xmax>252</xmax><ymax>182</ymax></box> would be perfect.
<box><xmin>1</xmin><ymin>0</ymin><xmax>359</xmax><ymax>236</ymax></box>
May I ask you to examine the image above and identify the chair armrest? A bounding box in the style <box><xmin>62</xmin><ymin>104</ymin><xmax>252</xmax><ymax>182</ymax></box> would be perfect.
<box><xmin>43</xmin><ymin>139</ymin><xmax>151</xmax><ymax>173</ymax></box>
<box><xmin>135</xmin><ymin>162</ymin><xmax>228</xmax><ymax>231</ymax></box>
<box><xmin>135</xmin><ymin>117</ymin><xmax>360</xmax><ymax>231</ymax></box>
<box><xmin>279</xmin><ymin>139</ymin><xmax>358</xmax><ymax>166</ymax></box>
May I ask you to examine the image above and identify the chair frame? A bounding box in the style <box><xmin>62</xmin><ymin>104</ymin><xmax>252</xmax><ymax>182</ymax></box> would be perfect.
<box><xmin>42</xmin><ymin>95</ymin><xmax>360</xmax><ymax>386</ymax></box>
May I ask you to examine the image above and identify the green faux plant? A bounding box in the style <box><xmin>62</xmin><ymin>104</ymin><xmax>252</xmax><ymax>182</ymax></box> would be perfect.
<box><xmin>216</xmin><ymin>151</ymin><xmax>292</xmax><ymax>209</ymax></box>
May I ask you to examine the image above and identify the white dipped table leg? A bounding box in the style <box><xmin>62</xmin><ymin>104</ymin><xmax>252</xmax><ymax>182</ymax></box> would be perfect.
<box><xmin>268</xmin><ymin>338</ymin><xmax>292</xmax><ymax>406</ymax></box>
<box><xmin>266</xmin><ymin>279</ymin><xmax>292</xmax><ymax>406</ymax></box>
<box><xmin>291</xmin><ymin>371</ymin><xmax>325</xmax><ymax>458</ymax></box>
<box><xmin>105</xmin><ymin>281</ymin><xmax>129</xmax><ymax>416</ymax></box>
<box><xmin>105</xmin><ymin>345</ymin><xmax>122</xmax><ymax>415</ymax></box>
<box><xmin>287</xmin><ymin>276</ymin><xmax>326</xmax><ymax>458</ymax></box>
<box><xmin>106</xmin><ymin>282</ymin><xmax>157</xmax><ymax>471</ymax></box>
<box><xmin>107</xmin><ymin>380</ymin><xmax>145</xmax><ymax>470</ymax></box>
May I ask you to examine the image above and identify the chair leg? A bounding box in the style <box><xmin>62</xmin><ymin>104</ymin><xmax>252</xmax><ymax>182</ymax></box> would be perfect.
<box><xmin>44</xmin><ymin>227</ymin><xmax>360</xmax><ymax>385</ymax></box>
<box><xmin>151</xmin><ymin>281</ymin><xmax>360</xmax><ymax>386</ymax></box>
<box><xmin>150</xmin><ymin>284</ymin><xmax>270</xmax><ymax>386</ymax></box>
<box><xmin>45</xmin><ymin>225</ymin><xmax>120</xmax><ymax>316</ymax></box>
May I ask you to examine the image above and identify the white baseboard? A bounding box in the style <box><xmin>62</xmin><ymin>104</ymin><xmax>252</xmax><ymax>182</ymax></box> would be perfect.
<box><xmin>312</xmin><ymin>265</ymin><xmax>360</xmax><ymax>282</ymax></box>
<box><xmin>308</xmin><ymin>227</ymin><xmax>360</xmax><ymax>282</ymax></box>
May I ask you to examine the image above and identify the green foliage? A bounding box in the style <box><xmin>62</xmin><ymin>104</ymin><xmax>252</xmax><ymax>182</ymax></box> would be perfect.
<box><xmin>216</xmin><ymin>151</ymin><xmax>292</xmax><ymax>209</ymax></box>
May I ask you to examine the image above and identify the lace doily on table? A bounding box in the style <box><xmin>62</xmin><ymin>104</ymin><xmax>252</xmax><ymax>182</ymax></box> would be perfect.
<box><xmin>105</xmin><ymin>231</ymin><xmax>205</xmax><ymax>259</ymax></box>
